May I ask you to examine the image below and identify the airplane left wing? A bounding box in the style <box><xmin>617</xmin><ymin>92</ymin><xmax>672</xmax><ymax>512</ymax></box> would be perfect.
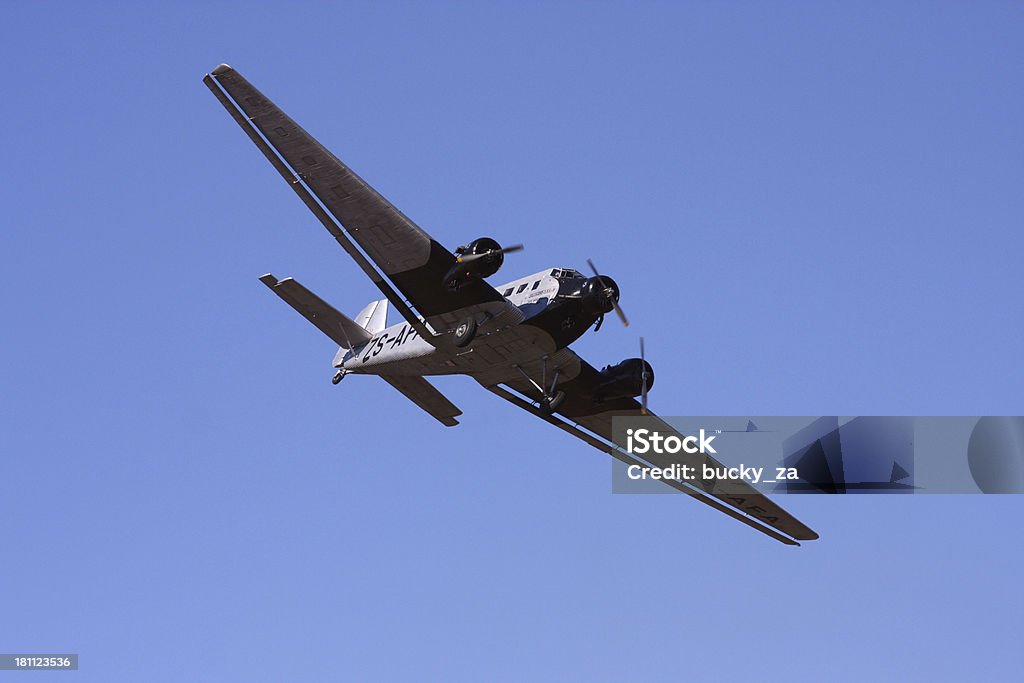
<box><xmin>204</xmin><ymin>65</ymin><xmax>509</xmax><ymax>336</ymax></box>
<box><xmin>479</xmin><ymin>357</ymin><xmax>819</xmax><ymax>545</ymax></box>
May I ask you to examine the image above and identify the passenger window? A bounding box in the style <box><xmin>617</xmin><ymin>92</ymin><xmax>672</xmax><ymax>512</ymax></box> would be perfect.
<box><xmin>503</xmin><ymin>288</ymin><xmax>513</xmax><ymax>296</ymax></box>
<box><xmin>531</xmin><ymin>281</ymin><xmax>540</xmax><ymax>290</ymax></box>
<box><xmin>516</xmin><ymin>283</ymin><xmax>528</xmax><ymax>294</ymax></box>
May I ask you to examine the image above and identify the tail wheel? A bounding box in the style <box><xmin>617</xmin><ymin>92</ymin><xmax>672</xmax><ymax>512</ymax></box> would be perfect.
<box><xmin>453</xmin><ymin>317</ymin><xmax>477</xmax><ymax>347</ymax></box>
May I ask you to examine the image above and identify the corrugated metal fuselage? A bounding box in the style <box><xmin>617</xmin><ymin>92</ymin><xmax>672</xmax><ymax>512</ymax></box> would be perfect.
<box><xmin>339</xmin><ymin>268</ymin><xmax>598</xmax><ymax>377</ymax></box>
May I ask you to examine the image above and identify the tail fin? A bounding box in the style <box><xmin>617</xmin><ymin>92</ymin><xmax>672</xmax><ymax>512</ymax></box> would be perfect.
<box><xmin>354</xmin><ymin>298</ymin><xmax>388</xmax><ymax>334</ymax></box>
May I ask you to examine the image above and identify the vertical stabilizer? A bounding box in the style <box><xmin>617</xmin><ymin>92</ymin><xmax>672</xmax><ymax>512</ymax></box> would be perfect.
<box><xmin>355</xmin><ymin>299</ymin><xmax>388</xmax><ymax>334</ymax></box>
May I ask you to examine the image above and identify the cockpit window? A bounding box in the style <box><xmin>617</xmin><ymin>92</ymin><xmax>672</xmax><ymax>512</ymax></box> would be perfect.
<box><xmin>553</xmin><ymin>268</ymin><xmax>582</xmax><ymax>280</ymax></box>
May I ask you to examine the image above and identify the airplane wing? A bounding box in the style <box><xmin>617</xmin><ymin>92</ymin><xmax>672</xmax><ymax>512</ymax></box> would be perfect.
<box><xmin>479</xmin><ymin>356</ymin><xmax>819</xmax><ymax>546</ymax></box>
<box><xmin>204</xmin><ymin>64</ymin><xmax>511</xmax><ymax>337</ymax></box>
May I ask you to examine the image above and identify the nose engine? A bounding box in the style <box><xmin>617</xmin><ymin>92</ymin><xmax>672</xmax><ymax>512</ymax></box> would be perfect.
<box><xmin>582</xmin><ymin>259</ymin><xmax>629</xmax><ymax>329</ymax></box>
<box><xmin>580</xmin><ymin>275</ymin><xmax>621</xmax><ymax>315</ymax></box>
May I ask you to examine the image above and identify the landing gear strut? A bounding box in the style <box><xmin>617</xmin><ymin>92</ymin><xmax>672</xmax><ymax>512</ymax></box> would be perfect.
<box><xmin>332</xmin><ymin>369</ymin><xmax>348</xmax><ymax>385</ymax></box>
<box><xmin>514</xmin><ymin>357</ymin><xmax>565</xmax><ymax>414</ymax></box>
<box><xmin>540</xmin><ymin>391</ymin><xmax>565</xmax><ymax>413</ymax></box>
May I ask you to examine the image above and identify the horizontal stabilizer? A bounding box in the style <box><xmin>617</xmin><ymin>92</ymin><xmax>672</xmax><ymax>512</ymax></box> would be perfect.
<box><xmin>259</xmin><ymin>274</ymin><xmax>372</xmax><ymax>349</ymax></box>
<box><xmin>381</xmin><ymin>375</ymin><xmax>462</xmax><ymax>427</ymax></box>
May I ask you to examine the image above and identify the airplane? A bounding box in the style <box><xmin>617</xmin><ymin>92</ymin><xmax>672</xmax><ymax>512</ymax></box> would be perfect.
<box><xmin>203</xmin><ymin>64</ymin><xmax>818</xmax><ymax>546</ymax></box>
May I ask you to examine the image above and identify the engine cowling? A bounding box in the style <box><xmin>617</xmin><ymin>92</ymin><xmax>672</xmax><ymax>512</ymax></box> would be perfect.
<box><xmin>462</xmin><ymin>237</ymin><xmax>505</xmax><ymax>277</ymax></box>
<box><xmin>594</xmin><ymin>358</ymin><xmax>655</xmax><ymax>402</ymax></box>
<box><xmin>580</xmin><ymin>275</ymin><xmax>620</xmax><ymax>315</ymax></box>
<box><xmin>444</xmin><ymin>237</ymin><xmax>506</xmax><ymax>289</ymax></box>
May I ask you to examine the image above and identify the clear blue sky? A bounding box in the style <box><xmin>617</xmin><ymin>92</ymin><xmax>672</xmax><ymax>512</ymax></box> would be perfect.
<box><xmin>2</xmin><ymin>2</ymin><xmax>1022</xmax><ymax>680</ymax></box>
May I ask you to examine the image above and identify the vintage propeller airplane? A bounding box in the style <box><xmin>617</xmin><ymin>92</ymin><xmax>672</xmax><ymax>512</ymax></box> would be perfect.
<box><xmin>203</xmin><ymin>64</ymin><xmax>818</xmax><ymax>545</ymax></box>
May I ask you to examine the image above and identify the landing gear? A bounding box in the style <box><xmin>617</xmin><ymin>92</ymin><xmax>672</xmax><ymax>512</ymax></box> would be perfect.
<box><xmin>514</xmin><ymin>356</ymin><xmax>564</xmax><ymax>414</ymax></box>
<box><xmin>332</xmin><ymin>369</ymin><xmax>347</xmax><ymax>385</ymax></box>
<box><xmin>453</xmin><ymin>316</ymin><xmax>477</xmax><ymax>348</ymax></box>
<box><xmin>540</xmin><ymin>390</ymin><xmax>565</xmax><ymax>414</ymax></box>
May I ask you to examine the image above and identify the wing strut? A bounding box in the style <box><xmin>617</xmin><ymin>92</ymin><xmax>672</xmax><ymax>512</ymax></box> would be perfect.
<box><xmin>485</xmin><ymin>385</ymin><xmax>802</xmax><ymax>546</ymax></box>
<box><xmin>203</xmin><ymin>71</ymin><xmax>440</xmax><ymax>346</ymax></box>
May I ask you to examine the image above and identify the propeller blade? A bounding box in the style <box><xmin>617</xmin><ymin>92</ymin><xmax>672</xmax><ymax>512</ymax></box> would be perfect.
<box><xmin>639</xmin><ymin>336</ymin><xmax>648</xmax><ymax>415</ymax></box>
<box><xmin>586</xmin><ymin>258</ymin><xmax>599</xmax><ymax>277</ymax></box>
<box><xmin>457</xmin><ymin>243</ymin><xmax>525</xmax><ymax>263</ymax></box>
<box><xmin>612</xmin><ymin>300</ymin><xmax>629</xmax><ymax>327</ymax></box>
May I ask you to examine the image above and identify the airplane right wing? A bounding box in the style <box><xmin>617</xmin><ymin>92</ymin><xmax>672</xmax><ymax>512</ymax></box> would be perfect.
<box><xmin>478</xmin><ymin>355</ymin><xmax>819</xmax><ymax>545</ymax></box>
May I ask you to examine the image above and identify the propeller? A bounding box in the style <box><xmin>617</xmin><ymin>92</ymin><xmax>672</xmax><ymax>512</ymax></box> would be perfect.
<box><xmin>456</xmin><ymin>243</ymin><xmax>524</xmax><ymax>264</ymax></box>
<box><xmin>640</xmin><ymin>336</ymin><xmax>649</xmax><ymax>415</ymax></box>
<box><xmin>586</xmin><ymin>258</ymin><xmax>629</xmax><ymax>327</ymax></box>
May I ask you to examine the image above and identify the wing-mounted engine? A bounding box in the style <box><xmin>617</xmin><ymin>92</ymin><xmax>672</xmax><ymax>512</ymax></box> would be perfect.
<box><xmin>594</xmin><ymin>357</ymin><xmax>655</xmax><ymax>403</ymax></box>
<box><xmin>443</xmin><ymin>237</ymin><xmax>523</xmax><ymax>291</ymax></box>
